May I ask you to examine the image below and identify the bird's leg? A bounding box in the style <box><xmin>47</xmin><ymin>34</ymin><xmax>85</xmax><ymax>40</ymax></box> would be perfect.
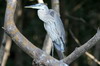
<box><xmin>56</xmin><ymin>50</ymin><xmax>65</xmax><ymax>60</ymax></box>
<box><xmin>51</xmin><ymin>43</ymin><xmax>54</xmax><ymax>57</ymax></box>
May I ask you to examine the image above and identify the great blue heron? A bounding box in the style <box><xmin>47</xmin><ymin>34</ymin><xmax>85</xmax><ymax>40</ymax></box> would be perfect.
<box><xmin>25</xmin><ymin>3</ymin><xmax>66</xmax><ymax>59</ymax></box>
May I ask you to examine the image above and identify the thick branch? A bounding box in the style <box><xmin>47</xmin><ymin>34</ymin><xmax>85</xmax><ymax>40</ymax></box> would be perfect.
<box><xmin>42</xmin><ymin>34</ymin><xmax>53</xmax><ymax>55</ymax></box>
<box><xmin>4</xmin><ymin>0</ymin><xmax>68</xmax><ymax>66</ymax></box>
<box><xmin>62</xmin><ymin>29</ymin><xmax>100</xmax><ymax>64</ymax></box>
<box><xmin>51</xmin><ymin>0</ymin><xmax>60</xmax><ymax>14</ymax></box>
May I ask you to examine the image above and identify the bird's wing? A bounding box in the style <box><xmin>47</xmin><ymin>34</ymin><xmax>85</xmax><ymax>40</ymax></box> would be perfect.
<box><xmin>49</xmin><ymin>9</ymin><xmax>66</xmax><ymax>43</ymax></box>
<box><xmin>49</xmin><ymin>9</ymin><xmax>60</xmax><ymax>17</ymax></box>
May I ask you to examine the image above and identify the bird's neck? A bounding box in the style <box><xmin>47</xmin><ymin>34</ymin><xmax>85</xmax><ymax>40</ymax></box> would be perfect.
<box><xmin>37</xmin><ymin>9</ymin><xmax>49</xmax><ymax>23</ymax></box>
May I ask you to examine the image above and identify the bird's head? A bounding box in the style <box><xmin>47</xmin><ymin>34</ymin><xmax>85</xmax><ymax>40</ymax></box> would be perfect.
<box><xmin>25</xmin><ymin>3</ymin><xmax>48</xmax><ymax>10</ymax></box>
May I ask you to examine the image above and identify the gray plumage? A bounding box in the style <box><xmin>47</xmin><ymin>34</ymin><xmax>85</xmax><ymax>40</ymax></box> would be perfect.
<box><xmin>25</xmin><ymin>3</ymin><xmax>66</xmax><ymax>57</ymax></box>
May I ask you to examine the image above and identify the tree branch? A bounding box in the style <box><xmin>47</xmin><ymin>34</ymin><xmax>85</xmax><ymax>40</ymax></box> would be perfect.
<box><xmin>37</xmin><ymin>0</ymin><xmax>44</xmax><ymax>3</ymax></box>
<box><xmin>42</xmin><ymin>34</ymin><xmax>53</xmax><ymax>55</ymax></box>
<box><xmin>4</xmin><ymin>0</ymin><xmax>68</xmax><ymax>66</ymax></box>
<box><xmin>62</xmin><ymin>29</ymin><xmax>100</xmax><ymax>64</ymax></box>
<box><xmin>0</xmin><ymin>33</ymin><xmax>4</xmax><ymax>66</ymax></box>
<box><xmin>1</xmin><ymin>36</ymin><xmax>12</xmax><ymax>66</ymax></box>
<box><xmin>69</xmin><ymin>28</ymin><xmax>100</xmax><ymax>65</ymax></box>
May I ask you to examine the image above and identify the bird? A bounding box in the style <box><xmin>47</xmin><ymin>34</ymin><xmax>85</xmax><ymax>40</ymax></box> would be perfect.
<box><xmin>25</xmin><ymin>3</ymin><xmax>66</xmax><ymax>59</ymax></box>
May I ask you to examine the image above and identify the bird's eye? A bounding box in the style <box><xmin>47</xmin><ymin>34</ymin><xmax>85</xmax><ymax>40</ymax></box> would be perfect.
<box><xmin>38</xmin><ymin>3</ymin><xmax>44</xmax><ymax>6</ymax></box>
<box><xmin>37</xmin><ymin>4</ymin><xmax>41</xmax><ymax>6</ymax></box>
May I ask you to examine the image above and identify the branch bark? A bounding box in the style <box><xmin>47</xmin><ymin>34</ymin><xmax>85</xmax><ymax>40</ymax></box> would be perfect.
<box><xmin>14</xmin><ymin>0</ymin><xmax>23</xmax><ymax>66</ymax></box>
<box><xmin>0</xmin><ymin>19</ymin><xmax>4</xmax><ymax>66</ymax></box>
<box><xmin>1</xmin><ymin>36</ymin><xmax>12</xmax><ymax>66</ymax></box>
<box><xmin>51</xmin><ymin>0</ymin><xmax>60</xmax><ymax>14</ymax></box>
<box><xmin>0</xmin><ymin>29</ymin><xmax>7</xmax><ymax>66</ymax></box>
<box><xmin>91</xmin><ymin>42</ymin><xmax>100</xmax><ymax>66</ymax></box>
<box><xmin>62</xmin><ymin>29</ymin><xmax>100</xmax><ymax>64</ymax></box>
<box><xmin>37</xmin><ymin>0</ymin><xmax>44</xmax><ymax>3</ymax></box>
<box><xmin>4</xmin><ymin>0</ymin><xmax>68</xmax><ymax>66</ymax></box>
<box><xmin>42</xmin><ymin>34</ymin><xmax>53</xmax><ymax>55</ymax></box>
<box><xmin>0</xmin><ymin>42</ymin><xmax>5</xmax><ymax>66</ymax></box>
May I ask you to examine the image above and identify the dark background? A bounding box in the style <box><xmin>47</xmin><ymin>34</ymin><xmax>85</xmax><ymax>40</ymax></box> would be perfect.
<box><xmin>0</xmin><ymin>0</ymin><xmax>100</xmax><ymax>66</ymax></box>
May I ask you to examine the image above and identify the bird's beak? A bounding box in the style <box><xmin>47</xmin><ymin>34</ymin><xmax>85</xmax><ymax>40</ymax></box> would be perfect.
<box><xmin>25</xmin><ymin>5</ymin><xmax>39</xmax><ymax>9</ymax></box>
<box><xmin>25</xmin><ymin>6</ymin><xmax>33</xmax><ymax>8</ymax></box>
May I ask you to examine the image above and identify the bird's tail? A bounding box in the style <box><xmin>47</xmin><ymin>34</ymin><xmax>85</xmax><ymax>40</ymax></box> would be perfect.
<box><xmin>53</xmin><ymin>38</ymin><xmax>65</xmax><ymax>59</ymax></box>
<box><xmin>53</xmin><ymin>38</ymin><xmax>65</xmax><ymax>52</ymax></box>
<box><xmin>56</xmin><ymin>50</ymin><xmax>65</xmax><ymax>59</ymax></box>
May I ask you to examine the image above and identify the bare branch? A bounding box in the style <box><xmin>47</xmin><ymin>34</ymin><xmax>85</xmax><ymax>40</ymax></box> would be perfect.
<box><xmin>1</xmin><ymin>36</ymin><xmax>12</xmax><ymax>66</ymax></box>
<box><xmin>0</xmin><ymin>34</ymin><xmax>5</xmax><ymax>66</ymax></box>
<box><xmin>69</xmin><ymin>29</ymin><xmax>100</xmax><ymax>65</ymax></box>
<box><xmin>0</xmin><ymin>29</ymin><xmax>4</xmax><ymax>66</ymax></box>
<box><xmin>62</xmin><ymin>29</ymin><xmax>100</xmax><ymax>64</ymax></box>
<box><xmin>0</xmin><ymin>18</ymin><xmax>9</xmax><ymax>66</ymax></box>
<box><xmin>4</xmin><ymin>0</ymin><xmax>68</xmax><ymax>66</ymax></box>
<box><xmin>37</xmin><ymin>0</ymin><xmax>44</xmax><ymax>3</ymax></box>
<box><xmin>0</xmin><ymin>44</ymin><xmax>5</xmax><ymax>66</ymax></box>
<box><xmin>86</xmin><ymin>52</ymin><xmax>100</xmax><ymax>65</ymax></box>
<box><xmin>42</xmin><ymin>34</ymin><xmax>53</xmax><ymax>55</ymax></box>
<box><xmin>65</xmin><ymin>13</ymin><xmax>97</xmax><ymax>30</ymax></box>
<box><xmin>51</xmin><ymin>0</ymin><xmax>60</xmax><ymax>14</ymax></box>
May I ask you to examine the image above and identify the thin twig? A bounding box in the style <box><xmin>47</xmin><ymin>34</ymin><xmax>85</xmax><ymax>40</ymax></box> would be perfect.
<box><xmin>0</xmin><ymin>28</ymin><xmax>4</xmax><ymax>66</ymax></box>
<box><xmin>0</xmin><ymin>30</ymin><xmax>7</xmax><ymax>66</ymax></box>
<box><xmin>85</xmin><ymin>52</ymin><xmax>100</xmax><ymax>65</ymax></box>
<box><xmin>65</xmin><ymin>13</ymin><xmax>97</xmax><ymax>30</ymax></box>
<box><xmin>1</xmin><ymin>36</ymin><xmax>12</xmax><ymax>66</ymax></box>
